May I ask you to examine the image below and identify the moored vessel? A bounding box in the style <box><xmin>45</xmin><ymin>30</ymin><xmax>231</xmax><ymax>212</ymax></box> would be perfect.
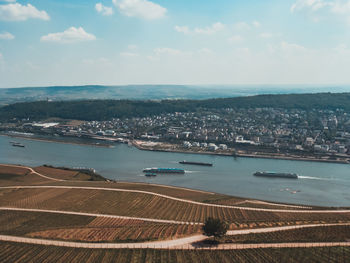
<box><xmin>10</xmin><ymin>142</ymin><xmax>25</xmax><ymax>148</ymax></box>
<box><xmin>254</xmin><ymin>171</ymin><xmax>298</xmax><ymax>179</ymax></box>
<box><xmin>145</xmin><ymin>173</ymin><xmax>157</xmax><ymax>177</ymax></box>
<box><xmin>143</xmin><ymin>168</ymin><xmax>185</xmax><ymax>174</ymax></box>
<box><xmin>179</xmin><ymin>161</ymin><xmax>213</xmax><ymax>166</ymax></box>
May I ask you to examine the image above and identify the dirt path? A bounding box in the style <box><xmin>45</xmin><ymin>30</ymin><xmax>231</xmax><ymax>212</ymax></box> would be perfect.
<box><xmin>0</xmin><ymin>164</ymin><xmax>64</xmax><ymax>182</ymax></box>
<box><xmin>1</xmin><ymin>222</ymin><xmax>350</xmax><ymax>249</ymax></box>
<box><xmin>0</xmin><ymin>207</ymin><xmax>201</xmax><ymax>225</ymax></box>
<box><xmin>1</xmin><ymin>185</ymin><xmax>348</xmax><ymax>214</ymax></box>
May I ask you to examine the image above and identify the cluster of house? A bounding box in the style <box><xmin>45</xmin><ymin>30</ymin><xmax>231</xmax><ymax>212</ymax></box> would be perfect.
<box><xmin>3</xmin><ymin>107</ymin><xmax>350</xmax><ymax>155</ymax></box>
<box><xmin>183</xmin><ymin>141</ymin><xmax>228</xmax><ymax>151</ymax></box>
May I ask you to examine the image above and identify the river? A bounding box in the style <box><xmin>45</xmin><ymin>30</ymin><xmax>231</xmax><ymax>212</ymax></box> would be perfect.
<box><xmin>1</xmin><ymin>135</ymin><xmax>350</xmax><ymax>207</ymax></box>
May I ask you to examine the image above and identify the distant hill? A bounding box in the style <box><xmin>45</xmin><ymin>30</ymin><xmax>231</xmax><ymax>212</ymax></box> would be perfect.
<box><xmin>0</xmin><ymin>85</ymin><xmax>249</xmax><ymax>106</ymax></box>
<box><xmin>1</xmin><ymin>85</ymin><xmax>349</xmax><ymax>106</ymax></box>
<box><xmin>1</xmin><ymin>92</ymin><xmax>350</xmax><ymax>122</ymax></box>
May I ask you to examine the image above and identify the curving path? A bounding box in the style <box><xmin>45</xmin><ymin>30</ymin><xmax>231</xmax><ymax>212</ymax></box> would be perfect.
<box><xmin>0</xmin><ymin>207</ymin><xmax>201</xmax><ymax>225</ymax></box>
<box><xmin>1</xmin><ymin>185</ymin><xmax>349</xmax><ymax>214</ymax></box>
<box><xmin>0</xmin><ymin>164</ymin><xmax>64</xmax><ymax>182</ymax></box>
<box><xmin>0</xmin><ymin>222</ymin><xmax>350</xmax><ymax>249</ymax></box>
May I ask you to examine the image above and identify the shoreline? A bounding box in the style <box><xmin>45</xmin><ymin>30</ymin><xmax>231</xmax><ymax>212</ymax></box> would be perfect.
<box><xmin>0</xmin><ymin>134</ymin><xmax>114</xmax><ymax>148</ymax></box>
<box><xmin>132</xmin><ymin>142</ymin><xmax>350</xmax><ymax>165</ymax></box>
<box><xmin>2</xmin><ymin>133</ymin><xmax>349</xmax><ymax>165</ymax></box>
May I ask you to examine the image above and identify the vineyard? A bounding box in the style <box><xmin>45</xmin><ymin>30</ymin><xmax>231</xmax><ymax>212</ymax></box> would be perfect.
<box><xmin>0</xmin><ymin>187</ymin><xmax>350</xmax><ymax>226</ymax></box>
<box><xmin>222</xmin><ymin>225</ymin><xmax>350</xmax><ymax>244</ymax></box>
<box><xmin>28</xmin><ymin>222</ymin><xmax>201</xmax><ymax>242</ymax></box>
<box><xmin>0</xmin><ymin>210</ymin><xmax>94</xmax><ymax>235</ymax></box>
<box><xmin>0</xmin><ymin>165</ymin><xmax>50</xmax><ymax>186</ymax></box>
<box><xmin>0</xmin><ymin>210</ymin><xmax>200</xmax><ymax>242</ymax></box>
<box><xmin>0</xmin><ymin>242</ymin><xmax>349</xmax><ymax>263</ymax></box>
<box><xmin>34</xmin><ymin>166</ymin><xmax>105</xmax><ymax>181</ymax></box>
<box><xmin>0</xmin><ymin>165</ymin><xmax>322</xmax><ymax>211</ymax></box>
<box><xmin>34</xmin><ymin>166</ymin><xmax>87</xmax><ymax>181</ymax></box>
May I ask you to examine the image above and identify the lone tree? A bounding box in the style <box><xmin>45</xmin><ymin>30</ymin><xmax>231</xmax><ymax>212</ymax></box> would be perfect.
<box><xmin>202</xmin><ymin>217</ymin><xmax>229</xmax><ymax>240</ymax></box>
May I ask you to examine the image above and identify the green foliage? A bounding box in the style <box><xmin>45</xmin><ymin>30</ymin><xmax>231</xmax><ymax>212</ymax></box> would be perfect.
<box><xmin>1</xmin><ymin>92</ymin><xmax>350</xmax><ymax>122</ymax></box>
<box><xmin>202</xmin><ymin>217</ymin><xmax>229</xmax><ymax>238</ymax></box>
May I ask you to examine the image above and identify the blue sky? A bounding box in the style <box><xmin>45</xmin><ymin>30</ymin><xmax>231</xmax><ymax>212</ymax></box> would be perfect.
<box><xmin>1</xmin><ymin>0</ymin><xmax>350</xmax><ymax>88</ymax></box>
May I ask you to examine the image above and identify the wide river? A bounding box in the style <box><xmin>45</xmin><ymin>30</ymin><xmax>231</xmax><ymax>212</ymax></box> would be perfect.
<box><xmin>1</xmin><ymin>135</ymin><xmax>350</xmax><ymax>207</ymax></box>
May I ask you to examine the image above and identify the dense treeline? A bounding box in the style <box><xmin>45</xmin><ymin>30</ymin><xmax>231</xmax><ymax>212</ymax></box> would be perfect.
<box><xmin>0</xmin><ymin>92</ymin><xmax>350</xmax><ymax>121</ymax></box>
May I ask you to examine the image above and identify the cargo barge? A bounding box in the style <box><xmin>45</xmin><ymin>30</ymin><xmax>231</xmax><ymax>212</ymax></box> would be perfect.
<box><xmin>179</xmin><ymin>161</ymin><xmax>213</xmax><ymax>166</ymax></box>
<box><xmin>10</xmin><ymin>142</ymin><xmax>25</xmax><ymax>148</ymax></box>
<box><xmin>145</xmin><ymin>173</ymin><xmax>157</xmax><ymax>177</ymax></box>
<box><xmin>143</xmin><ymin>168</ymin><xmax>185</xmax><ymax>174</ymax></box>
<box><xmin>254</xmin><ymin>171</ymin><xmax>298</xmax><ymax>179</ymax></box>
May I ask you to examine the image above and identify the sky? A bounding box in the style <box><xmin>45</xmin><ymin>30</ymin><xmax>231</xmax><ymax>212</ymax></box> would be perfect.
<box><xmin>1</xmin><ymin>0</ymin><xmax>350</xmax><ymax>88</ymax></box>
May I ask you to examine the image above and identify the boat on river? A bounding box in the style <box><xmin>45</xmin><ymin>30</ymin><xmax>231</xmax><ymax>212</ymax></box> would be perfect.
<box><xmin>254</xmin><ymin>171</ymin><xmax>298</xmax><ymax>179</ymax></box>
<box><xmin>179</xmin><ymin>161</ymin><xmax>213</xmax><ymax>166</ymax></box>
<box><xmin>10</xmin><ymin>142</ymin><xmax>25</xmax><ymax>148</ymax></box>
<box><xmin>143</xmin><ymin>168</ymin><xmax>185</xmax><ymax>174</ymax></box>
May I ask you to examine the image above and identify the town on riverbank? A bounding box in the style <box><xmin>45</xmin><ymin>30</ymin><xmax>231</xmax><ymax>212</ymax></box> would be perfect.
<box><xmin>2</xmin><ymin>94</ymin><xmax>350</xmax><ymax>164</ymax></box>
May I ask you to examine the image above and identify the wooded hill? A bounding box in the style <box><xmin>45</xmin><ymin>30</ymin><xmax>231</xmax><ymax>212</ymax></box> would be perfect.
<box><xmin>0</xmin><ymin>92</ymin><xmax>349</xmax><ymax>122</ymax></box>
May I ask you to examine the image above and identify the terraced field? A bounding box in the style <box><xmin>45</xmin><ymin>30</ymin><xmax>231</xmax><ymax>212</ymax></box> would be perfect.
<box><xmin>2</xmin><ymin>163</ymin><xmax>350</xmax><ymax>263</ymax></box>
<box><xmin>223</xmin><ymin>225</ymin><xmax>350</xmax><ymax>244</ymax></box>
<box><xmin>34</xmin><ymin>166</ymin><xmax>91</xmax><ymax>181</ymax></box>
<box><xmin>0</xmin><ymin>210</ymin><xmax>200</xmax><ymax>242</ymax></box>
<box><xmin>0</xmin><ymin>242</ymin><xmax>349</xmax><ymax>263</ymax></box>
<box><xmin>1</xmin><ymin>187</ymin><xmax>350</xmax><ymax>226</ymax></box>
<box><xmin>34</xmin><ymin>166</ymin><xmax>105</xmax><ymax>181</ymax></box>
<box><xmin>0</xmin><ymin>165</ymin><xmax>50</xmax><ymax>186</ymax></box>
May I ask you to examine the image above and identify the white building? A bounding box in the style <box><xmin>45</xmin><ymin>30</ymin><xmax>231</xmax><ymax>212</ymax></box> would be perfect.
<box><xmin>219</xmin><ymin>144</ymin><xmax>228</xmax><ymax>150</ymax></box>
<box><xmin>208</xmin><ymin>143</ymin><xmax>218</xmax><ymax>151</ymax></box>
<box><xmin>183</xmin><ymin>141</ymin><xmax>192</xmax><ymax>148</ymax></box>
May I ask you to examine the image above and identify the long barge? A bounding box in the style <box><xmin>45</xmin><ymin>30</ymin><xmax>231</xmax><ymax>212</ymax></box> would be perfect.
<box><xmin>143</xmin><ymin>168</ymin><xmax>185</xmax><ymax>174</ymax></box>
<box><xmin>254</xmin><ymin>171</ymin><xmax>298</xmax><ymax>179</ymax></box>
<box><xmin>179</xmin><ymin>161</ymin><xmax>213</xmax><ymax>166</ymax></box>
<box><xmin>10</xmin><ymin>142</ymin><xmax>25</xmax><ymax>148</ymax></box>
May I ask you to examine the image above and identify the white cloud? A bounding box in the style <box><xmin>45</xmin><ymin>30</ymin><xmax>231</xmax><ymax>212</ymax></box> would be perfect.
<box><xmin>290</xmin><ymin>0</ymin><xmax>350</xmax><ymax>14</ymax></box>
<box><xmin>41</xmin><ymin>27</ymin><xmax>96</xmax><ymax>44</ymax></box>
<box><xmin>252</xmin><ymin>21</ymin><xmax>261</xmax><ymax>27</ymax></box>
<box><xmin>120</xmin><ymin>52</ymin><xmax>139</xmax><ymax>57</ymax></box>
<box><xmin>198</xmin><ymin>48</ymin><xmax>213</xmax><ymax>54</ymax></box>
<box><xmin>112</xmin><ymin>0</ymin><xmax>166</xmax><ymax>20</ymax></box>
<box><xmin>228</xmin><ymin>35</ymin><xmax>244</xmax><ymax>43</ymax></box>
<box><xmin>194</xmin><ymin>22</ymin><xmax>225</xmax><ymax>35</ymax></box>
<box><xmin>280</xmin><ymin>41</ymin><xmax>307</xmax><ymax>52</ymax></box>
<box><xmin>0</xmin><ymin>32</ymin><xmax>14</xmax><ymax>40</ymax></box>
<box><xmin>233</xmin><ymin>21</ymin><xmax>262</xmax><ymax>31</ymax></box>
<box><xmin>291</xmin><ymin>0</ymin><xmax>330</xmax><ymax>13</ymax></box>
<box><xmin>128</xmin><ymin>44</ymin><xmax>138</xmax><ymax>50</ymax></box>
<box><xmin>331</xmin><ymin>1</ymin><xmax>350</xmax><ymax>14</ymax></box>
<box><xmin>233</xmin><ymin>22</ymin><xmax>251</xmax><ymax>31</ymax></box>
<box><xmin>0</xmin><ymin>3</ymin><xmax>49</xmax><ymax>21</ymax></box>
<box><xmin>1</xmin><ymin>0</ymin><xmax>16</xmax><ymax>2</ymax></box>
<box><xmin>290</xmin><ymin>1</ymin><xmax>350</xmax><ymax>24</ymax></box>
<box><xmin>95</xmin><ymin>3</ymin><xmax>114</xmax><ymax>16</ymax></box>
<box><xmin>174</xmin><ymin>25</ymin><xmax>190</xmax><ymax>35</ymax></box>
<box><xmin>175</xmin><ymin>22</ymin><xmax>225</xmax><ymax>35</ymax></box>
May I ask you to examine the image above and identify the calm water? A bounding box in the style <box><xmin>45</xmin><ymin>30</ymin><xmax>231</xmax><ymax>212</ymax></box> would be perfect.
<box><xmin>1</xmin><ymin>135</ymin><xmax>350</xmax><ymax>207</ymax></box>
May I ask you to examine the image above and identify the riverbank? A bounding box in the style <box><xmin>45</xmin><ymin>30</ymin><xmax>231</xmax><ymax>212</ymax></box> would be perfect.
<box><xmin>132</xmin><ymin>140</ymin><xmax>350</xmax><ymax>165</ymax></box>
<box><xmin>2</xmin><ymin>132</ymin><xmax>349</xmax><ymax>164</ymax></box>
<box><xmin>0</xmin><ymin>134</ymin><xmax>114</xmax><ymax>148</ymax></box>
